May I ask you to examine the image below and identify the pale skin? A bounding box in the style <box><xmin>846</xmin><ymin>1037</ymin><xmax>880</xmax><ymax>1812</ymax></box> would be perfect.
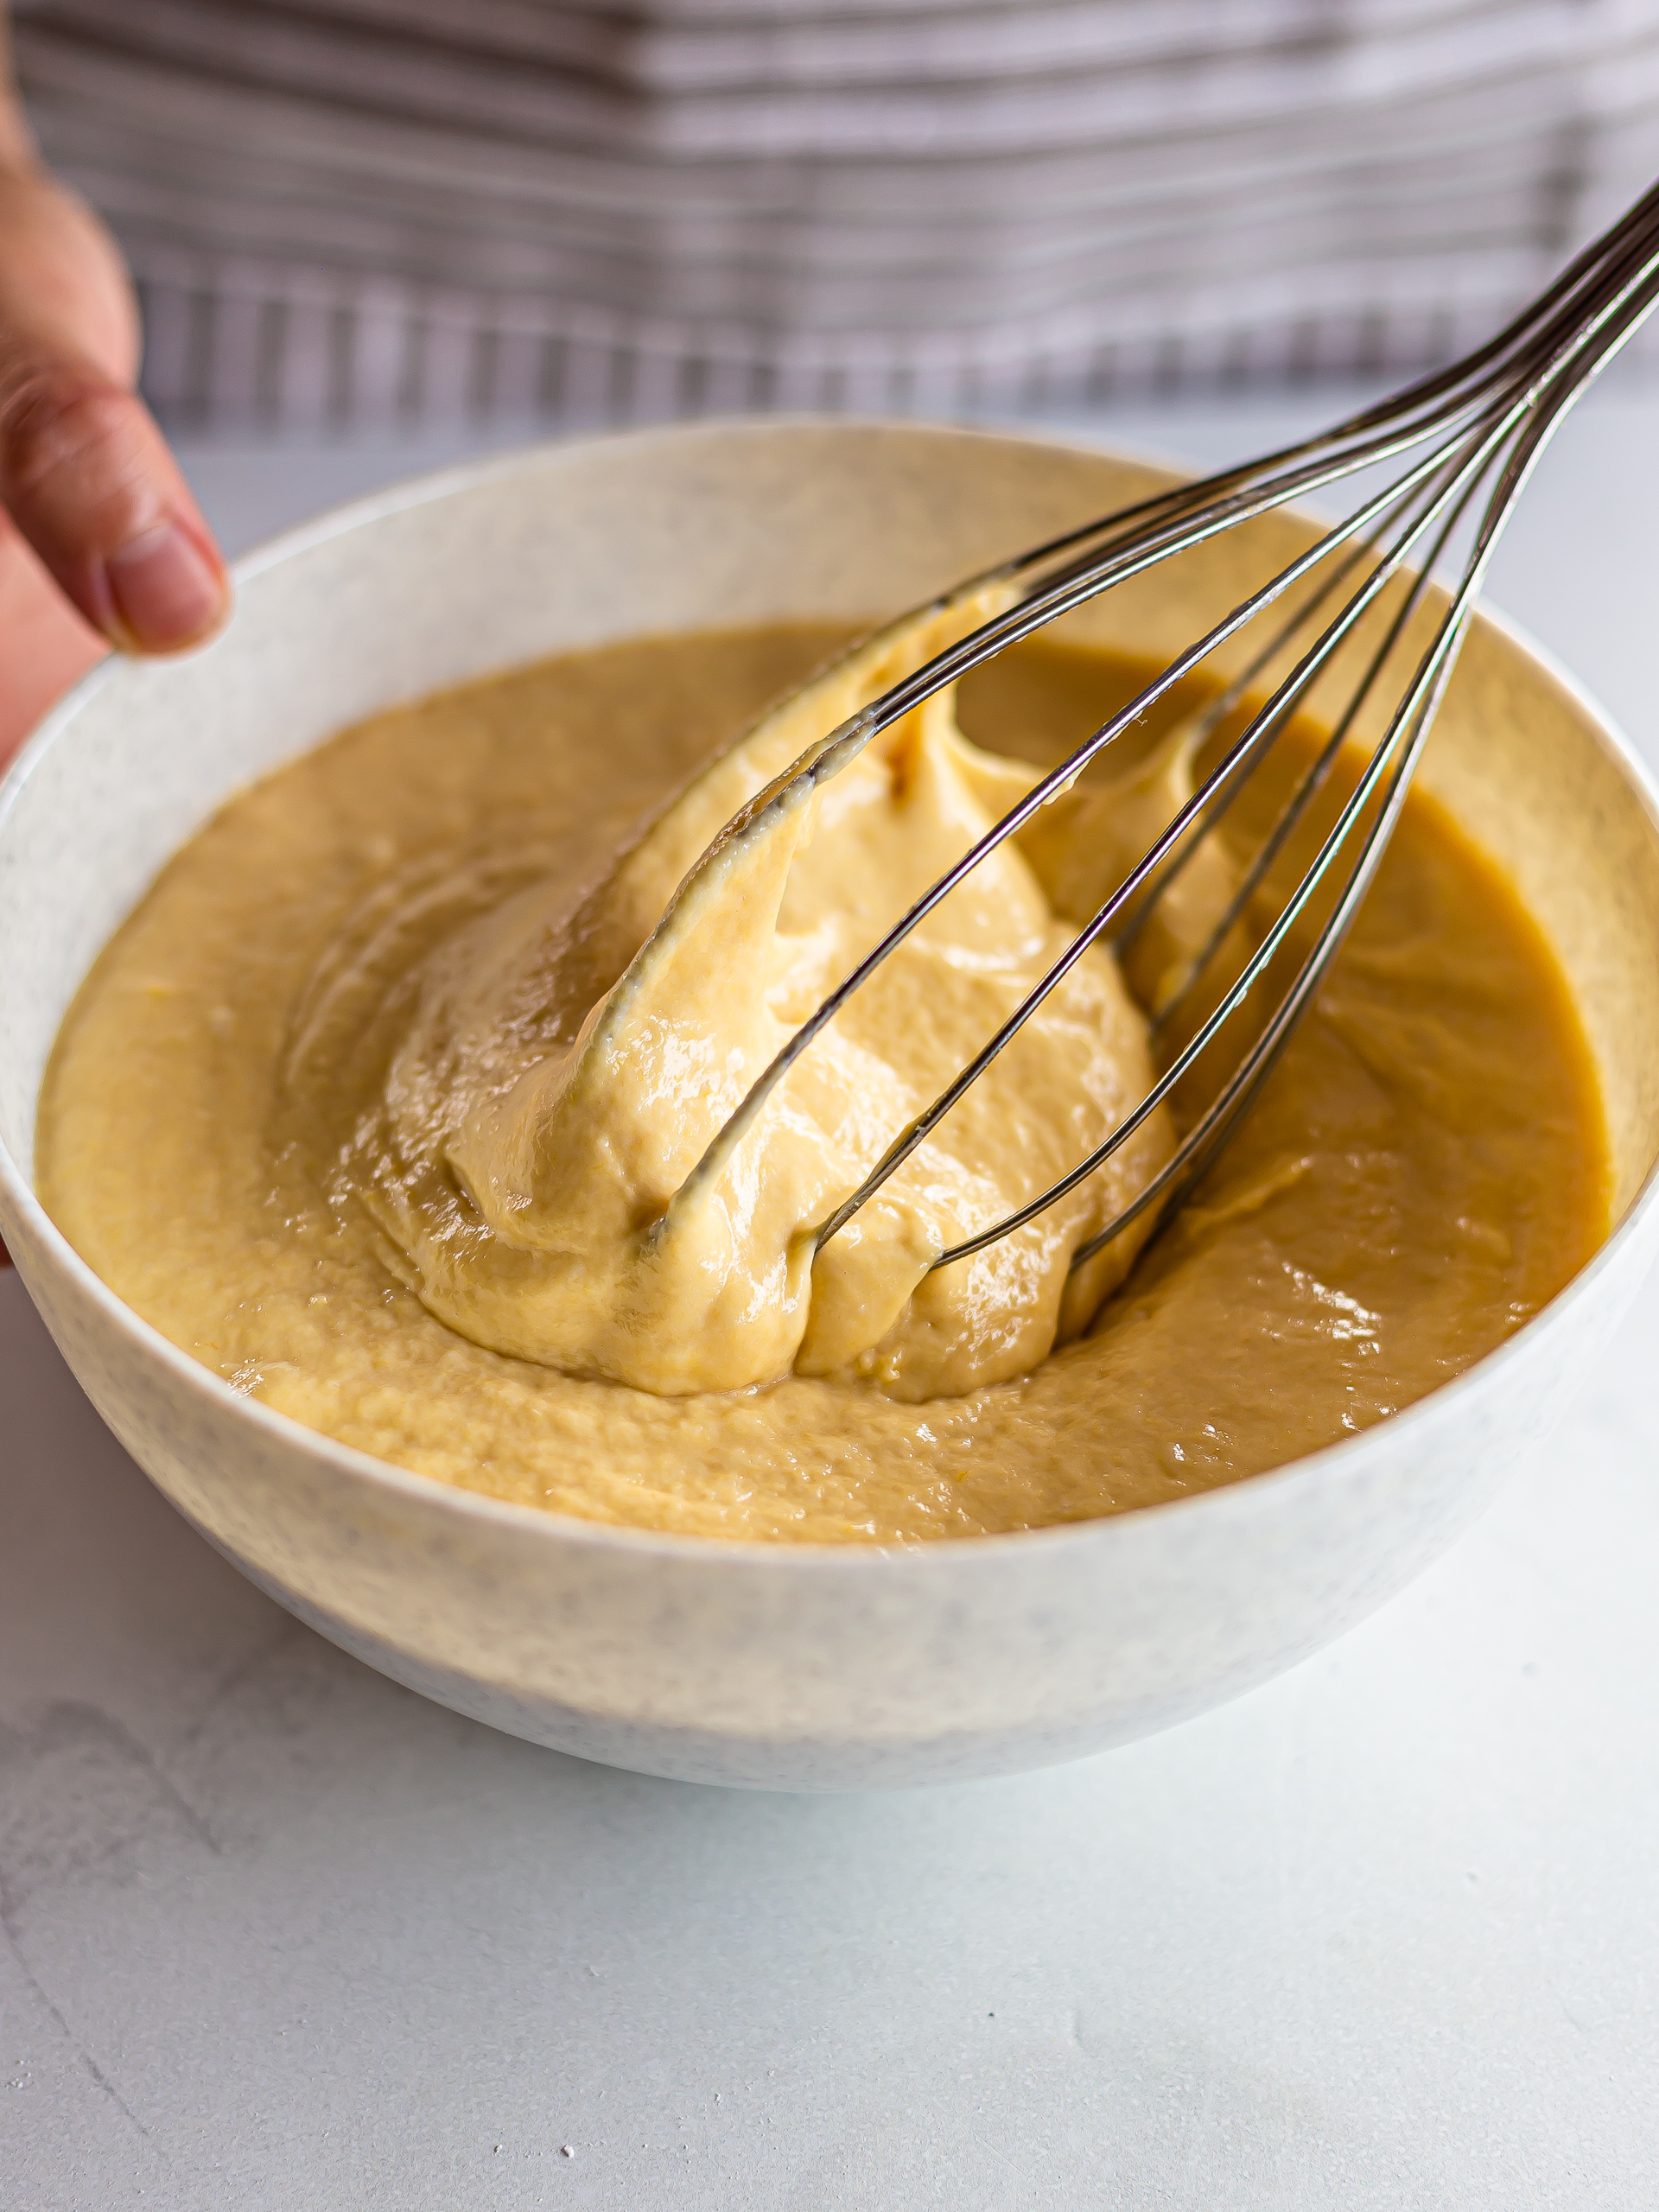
<box><xmin>1</xmin><ymin>11</ymin><xmax>228</xmax><ymax>1261</ymax></box>
<box><xmin>0</xmin><ymin>6</ymin><xmax>229</xmax><ymax>770</ymax></box>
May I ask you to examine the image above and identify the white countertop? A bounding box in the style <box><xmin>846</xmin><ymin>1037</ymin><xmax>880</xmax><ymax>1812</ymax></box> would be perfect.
<box><xmin>4</xmin><ymin>391</ymin><xmax>1657</xmax><ymax>2210</ymax></box>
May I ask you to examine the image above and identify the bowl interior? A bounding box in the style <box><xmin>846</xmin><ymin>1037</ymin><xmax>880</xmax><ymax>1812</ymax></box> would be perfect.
<box><xmin>3</xmin><ymin>417</ymin><xmax>1659</xmax><ymax>1236</ymax></box>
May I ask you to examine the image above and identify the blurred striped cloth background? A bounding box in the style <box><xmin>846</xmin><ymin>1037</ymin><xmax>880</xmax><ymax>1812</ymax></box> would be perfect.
<box><xmin>14</xmin><ymin>0</ymin><xmax>1659</xmax><ymax>433</ymax></box>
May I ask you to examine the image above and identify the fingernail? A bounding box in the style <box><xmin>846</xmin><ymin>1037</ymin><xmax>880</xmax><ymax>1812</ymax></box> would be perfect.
<box><xmin>104</xmin><ymin>520</ymin><xmax>228</xmax><ymax>650</ymax></box>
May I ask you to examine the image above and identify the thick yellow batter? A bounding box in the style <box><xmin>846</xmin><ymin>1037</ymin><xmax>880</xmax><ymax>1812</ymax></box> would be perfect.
<box><xmin>347</xmin><ymin>587</ymin><xmax>1172</xmax><ymax>1402</ymax></box>
<box><xmin>37</xmin><ymin>620</ymin><xmax>1609</xmax><ymax>1541</ymax></box>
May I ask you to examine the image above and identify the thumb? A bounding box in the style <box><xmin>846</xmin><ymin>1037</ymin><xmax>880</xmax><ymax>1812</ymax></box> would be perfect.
<box><xmin>0</xmin><ymin>341</ymin><xmax>229</xmax><ymax>653</ymax></box>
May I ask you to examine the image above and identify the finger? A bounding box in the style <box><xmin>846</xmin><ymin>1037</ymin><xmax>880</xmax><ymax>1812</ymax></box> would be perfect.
<box><xmin>0</xmin><ymin>350</ymin><xmax>229</xmax><ymax>652</ymax></box>
<box><xmin>0</xmin><ymin>503</ymin><xmax>105</xmax><ymax>766</ymax></box>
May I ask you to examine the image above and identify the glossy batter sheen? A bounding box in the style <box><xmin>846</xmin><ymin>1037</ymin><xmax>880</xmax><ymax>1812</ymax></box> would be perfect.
<box><xmin>38</xmin><ymin>623</ymin><xmax>1609</xmax><ymax>1542</ymax></box>
<box><xmin>346</xmin><ymin>587</ymin><xmax>1172</xmax><ymax>1402</ymax></box>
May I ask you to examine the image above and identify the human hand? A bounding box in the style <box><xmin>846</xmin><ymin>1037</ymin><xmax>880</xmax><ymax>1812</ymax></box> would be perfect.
<box><xmin>1</xmin><ymin>71</ymin><xmax>231</xmax><ymax>1267</ymax></box>
<box><xmin>0</xmin><ymin>152</ymin><xmax>230</xmax><ymax>772</ymax></box>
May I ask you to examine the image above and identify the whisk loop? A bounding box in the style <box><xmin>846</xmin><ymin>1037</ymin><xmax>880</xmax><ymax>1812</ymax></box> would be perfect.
<box><xmin>668</xmin><ymin>180</ymin><xmax>1659</xmax><ymax>1277</ymax></box>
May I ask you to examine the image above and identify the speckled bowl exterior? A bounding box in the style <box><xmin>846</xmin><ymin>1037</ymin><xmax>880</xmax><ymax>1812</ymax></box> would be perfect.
<box><xmin>3</xmin><ymin>421</ymin><xmax>1657</xmax><ymax>1790</ymax></box>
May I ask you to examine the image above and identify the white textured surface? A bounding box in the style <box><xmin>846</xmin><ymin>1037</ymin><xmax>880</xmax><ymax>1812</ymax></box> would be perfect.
<box><xmin>4</xmin><ymin>391</ymin><xmax>1658</xmax><ymax>2205</ymax></box>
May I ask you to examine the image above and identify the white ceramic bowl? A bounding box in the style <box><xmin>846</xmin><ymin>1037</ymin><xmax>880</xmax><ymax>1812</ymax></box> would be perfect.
<box><xmin>3</xmin><ymin>420</ymin><xmax>1658</xmax><ymax>1791</ymax></box>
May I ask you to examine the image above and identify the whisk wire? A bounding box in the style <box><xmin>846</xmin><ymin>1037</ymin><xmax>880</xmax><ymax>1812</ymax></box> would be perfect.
<box><xmin>664</xmin><ymin>179</ymin><xmax>1659</xmax><ymax>1279</ymax></box>
<box><xmin>990</xmin><ymin>485</ymin><xmax>1493</xmax><ymax>1274</ymax></box>
<box><xmin>1065</xmin><ymin>264</ymin><xmax>1659</xmax><ymax>1273</ymax></box>
<box><xmin>1141</xmin><ymin>418</ymin><xmax>1552</xmax><ymax>1038</ymax></box>
<box><xmin>810</xmin><ymin>371</ymin><xmax>1567</xmax><ymax>1255</ymax></box>
<box><xmin>677</xmin><ymin>421</ymin><xmax>1485</xmax><ymax>1235</ymax></box>
<box><xmin>811</xmin><ymin>481</ymin><xmax>1470</xmax><ymax>1258</ymax></box>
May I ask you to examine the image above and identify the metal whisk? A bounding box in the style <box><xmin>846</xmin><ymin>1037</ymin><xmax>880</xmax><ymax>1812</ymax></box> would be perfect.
<box><xmin>671</xmin><ymin>179</ymin><xmax>1659</xmax><ymax>1279</ymax></box>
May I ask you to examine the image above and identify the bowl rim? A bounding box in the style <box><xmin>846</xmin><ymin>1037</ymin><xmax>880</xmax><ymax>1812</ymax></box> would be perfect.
<box><xmin>3</xmin><ymin>412</ymin><xmax>1657</xmax><ymax>1575</ymax></box>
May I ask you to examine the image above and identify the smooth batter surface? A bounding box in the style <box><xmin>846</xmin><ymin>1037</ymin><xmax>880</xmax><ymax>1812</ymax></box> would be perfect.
<box><xmin>39</xmin><ymin>624</ymin><xmax>1610</xmax><ymax>1542</ymax></box>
